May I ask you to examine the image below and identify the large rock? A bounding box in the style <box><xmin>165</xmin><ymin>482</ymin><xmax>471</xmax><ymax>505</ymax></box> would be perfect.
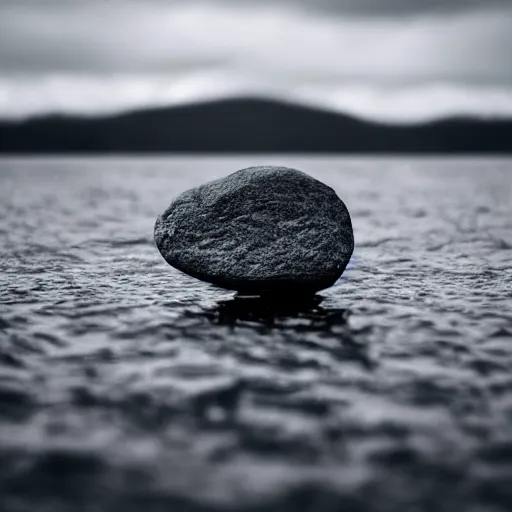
<box><xmin>154</xmin><ymin>166</ymin><xmax>354</xmax><ymax>295</ymax></box>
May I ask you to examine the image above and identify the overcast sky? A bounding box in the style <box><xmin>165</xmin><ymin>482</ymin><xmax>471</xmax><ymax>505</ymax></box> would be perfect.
<box><xmin>0</xmin><ymin>0</ymin><xmax>511</xmax><ymax>121</ymax></box>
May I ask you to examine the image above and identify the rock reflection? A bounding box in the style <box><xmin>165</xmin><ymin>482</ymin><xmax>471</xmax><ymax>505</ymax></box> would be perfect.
<box><xmin>177</xmin><ymin>294</ymin><xmax>374</xmax><ymax>371</ymax></box>
<box><xmin>203</xmin><ymin>294</ymin><xmax>350</xmax><ymax>330</ymax></box>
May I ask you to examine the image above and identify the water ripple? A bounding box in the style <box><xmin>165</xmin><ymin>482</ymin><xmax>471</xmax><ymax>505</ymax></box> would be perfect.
<box><xmin>1</xmin><ymin>157</ymin><xmax>512</xmax><ymax>512</ymax></box>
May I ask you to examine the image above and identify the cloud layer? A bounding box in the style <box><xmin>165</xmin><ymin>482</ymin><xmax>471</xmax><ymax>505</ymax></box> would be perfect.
<box><xmin>2</xmin><ymin>0</ymin><xmax>510</xmax><ymax>17</ymax></box>
<box><xmin>0</xmin><ymin>1</ymin><xmax>511</xmax><ymax>121</ymax></box>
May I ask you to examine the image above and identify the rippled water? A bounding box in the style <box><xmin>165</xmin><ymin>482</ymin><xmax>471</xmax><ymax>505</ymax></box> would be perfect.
<box><xmin>1</xmin><ymin>157</ymin><xmax>512</xmax><ymax>512</ymax></box>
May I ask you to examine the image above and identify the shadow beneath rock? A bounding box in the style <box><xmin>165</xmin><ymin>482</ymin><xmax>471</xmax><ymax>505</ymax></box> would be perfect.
<box><xmin>176</xmin><ymin>294</ymin><xmax>375</xmax><ymax>371</ymax></box>
<box><xmin>199</xmin><ymin>294</ymin><xmax>376</xmax><ymax>370</ymax></box>
<box><xmin>202</xmin><ymin>294</ymin><xmax>350</xmax><ymax>330</ymax></box>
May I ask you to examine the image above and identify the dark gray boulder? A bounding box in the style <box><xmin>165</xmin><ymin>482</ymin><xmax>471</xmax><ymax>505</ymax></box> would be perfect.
<box><xmin>154</xmin><ymin>166</ymin><xmax>354</xmax><ymax>295</ymax></box>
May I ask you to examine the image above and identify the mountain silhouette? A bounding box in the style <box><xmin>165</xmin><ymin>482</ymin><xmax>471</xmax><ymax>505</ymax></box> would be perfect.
<box><xmin>0</xmin><ymin>97</ymin><xmax>511</xmax><ymax>153</ymax></box>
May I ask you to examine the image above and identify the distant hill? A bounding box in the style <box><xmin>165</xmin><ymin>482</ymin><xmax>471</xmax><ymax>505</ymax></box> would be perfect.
<box><xmin>0</xmin><ymin>97</ymin><xmax>511</xmax><ymax>153</ymax></box>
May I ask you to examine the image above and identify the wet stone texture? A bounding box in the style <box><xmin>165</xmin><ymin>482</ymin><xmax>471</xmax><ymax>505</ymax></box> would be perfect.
<box><xmin>154</xmin><ymin>166</ymin><xmax>354</xmax><ymax>295</ymax></box>
<box><xmin>1</xmin><ymin>157</ymin><xmax>512</xmax><ymax>512</ymax></box>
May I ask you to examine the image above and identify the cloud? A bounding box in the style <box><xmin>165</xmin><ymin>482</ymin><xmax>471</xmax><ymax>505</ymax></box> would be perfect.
<box><xmin>1</xmin><ymin>0</ymin><xmax>510</xmax><ymax>17</ymax></box>
<box><xmin>0</xmin><ymin>1</ymin><xmax>511</xmax><ymax>120</ymax></box>
<box><xmin>0</xmin><ymin>2</ymin><xmax>228</xmax><ymax>73</ymax></box>
<box><xmin>296</xmin><ymin>84</ymin><xmax>512</xmax><ymax>122</ymax></box>
<box><xmin>0</xmin><ymin>73</ymin><xmax>246</xmax><ymax>118</ymax></box>
<box><xmin>1</xmin><ymin>2</ymin><xmax>511</xmax><ymax>82</ymax></box>
<box><xmin>212</xmin><ymin>0</ymin><xmax>512</xmax><ymax>17</ymax></box>
<box><xmin>1</xmin><ymin>74</ymin><xmax>512</xmax><ymax>123</ymax></box>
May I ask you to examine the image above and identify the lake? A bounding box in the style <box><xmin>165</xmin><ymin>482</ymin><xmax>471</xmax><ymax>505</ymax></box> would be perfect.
<box><xmin>1</xmin><ymin>157</ymin><xmax>511</xmax><ymax>512</ymax></box>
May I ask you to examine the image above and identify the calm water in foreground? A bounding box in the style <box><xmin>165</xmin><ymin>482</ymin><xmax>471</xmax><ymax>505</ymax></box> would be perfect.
<box><xmin>1</xmin><ymin>157</ymin><xmax>512</xmax><ymax>512</ymax></box>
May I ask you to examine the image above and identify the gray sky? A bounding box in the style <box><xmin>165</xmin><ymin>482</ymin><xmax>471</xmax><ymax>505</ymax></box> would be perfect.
<box><xmin>0</xmin><ymin>0</ymin><xmax>511</xmax><ymax>121</ymax></box>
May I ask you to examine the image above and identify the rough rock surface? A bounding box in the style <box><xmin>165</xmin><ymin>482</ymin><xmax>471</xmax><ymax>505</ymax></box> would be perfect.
<box><xmin>154</xmin><ymin>166</ymin><xmax>354</xmax><ymax>295</ymax></box>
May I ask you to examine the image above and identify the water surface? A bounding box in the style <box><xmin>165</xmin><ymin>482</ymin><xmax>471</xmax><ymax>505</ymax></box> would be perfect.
<box><xmin>1</xmin><ymin>157</ymin><xmax>512</xmax><ymax>512</ymax></box>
